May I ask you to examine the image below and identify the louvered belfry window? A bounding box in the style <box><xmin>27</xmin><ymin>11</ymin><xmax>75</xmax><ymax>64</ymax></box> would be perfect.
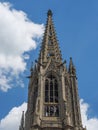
<box><xmin>44</xmin><ymin>74</ymin><xmax>59</xmax><ymax>117</ymax></box>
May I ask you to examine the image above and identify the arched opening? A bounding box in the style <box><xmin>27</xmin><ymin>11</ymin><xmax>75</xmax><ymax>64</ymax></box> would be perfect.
<box><xmin>44</xmin><ymin>74</ymin><xmax>59</xmax><ymax>117</ymax></box>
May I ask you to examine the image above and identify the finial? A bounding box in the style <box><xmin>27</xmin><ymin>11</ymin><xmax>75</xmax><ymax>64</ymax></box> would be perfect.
<box><xmin>47</xmin><ymin>9</ymin><xmax>53</xmax><ymax>17</ymax></box>
<box><xmin>70</xmin><ymin>57</ymin><xmax>72</xmax><ymax>61</ymax></box>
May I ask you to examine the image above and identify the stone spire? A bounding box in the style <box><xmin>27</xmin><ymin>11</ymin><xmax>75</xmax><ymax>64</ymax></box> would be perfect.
<box><xmin>39</xmin><ymin>10</ymin><xmax>62</xmax><ymax>64</ymax></box>
<box><xmin>19</xmin><ymin>111</ymin><xmax>24</xmax><ymax>130</ymax></box>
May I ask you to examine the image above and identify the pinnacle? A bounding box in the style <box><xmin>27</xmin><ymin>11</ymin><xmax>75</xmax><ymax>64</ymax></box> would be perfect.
<box><xmin>69</xmin><ymin>57</ymin><xmax>76</xmax><ymax>75</ymax></box>
<box><xmin>70</xmin><ymin>57</ymin><xmax>73</xmax><ymax>65</ymax></box>
<box><xmin>47</xmin><ymin>9</ymin><xmax>53</xmax><ymax>17</ymax></box>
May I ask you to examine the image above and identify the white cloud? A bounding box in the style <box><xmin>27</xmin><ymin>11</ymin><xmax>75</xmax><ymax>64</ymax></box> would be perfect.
<box><xmin>0</xmin><ymin>100</ymin><xmax>98</xmax><ymax>130</ymax></box>
<box><xmin>0</xmin><ymin>102</ymin><xmax>27</xmax><ymax>130</ymax></box>
<box><xmin>0</xmin><ymin>2</ymin><xmax>44</xmax><ymax>91</ymax></box>
<box><xmin>80</xmin><ymin>99</ymin><xmax>98</xmax><ymax>130</ymax></box>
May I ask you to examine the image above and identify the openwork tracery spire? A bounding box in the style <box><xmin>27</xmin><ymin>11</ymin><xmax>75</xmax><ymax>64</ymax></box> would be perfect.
<box><xmin>39</xmin><ymin>10</ymin><xmax>62</xmax><ymax>64</ymax></box>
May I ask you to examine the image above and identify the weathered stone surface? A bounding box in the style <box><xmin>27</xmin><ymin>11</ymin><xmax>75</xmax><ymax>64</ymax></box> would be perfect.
<box><xmin>19</xmin><ymin>10</ymin><xmax>86</xmax><ymax>130</ymax></box>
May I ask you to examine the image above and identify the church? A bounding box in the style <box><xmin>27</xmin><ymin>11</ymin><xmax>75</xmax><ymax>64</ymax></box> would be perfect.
<box><xmin>19</xmin><ymin>10</ymin><xmax>86</xmax><ymax>130</ymax></box>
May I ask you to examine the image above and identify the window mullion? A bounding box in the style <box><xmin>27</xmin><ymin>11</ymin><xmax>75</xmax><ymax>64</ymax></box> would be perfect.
<box><xmin>53</xmin><ymin>79</ymin><xmax>54</xmax><ymax>103</ymax></box>
<box><xmin>49</xmin><ymin>79</ymin><xmax>50</xmax><ymax>102</ymax></box>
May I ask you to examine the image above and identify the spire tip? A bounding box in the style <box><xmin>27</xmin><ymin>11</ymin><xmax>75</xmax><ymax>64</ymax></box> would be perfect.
<box><xmin>47</xmin><ymin>9</ymin><xmax>53</xmax><ymax>17</ymax></box>
<box><xmin>70</xmin><ymin>57</ymin><xmax>72</xmax><ymax>60</ymax></box>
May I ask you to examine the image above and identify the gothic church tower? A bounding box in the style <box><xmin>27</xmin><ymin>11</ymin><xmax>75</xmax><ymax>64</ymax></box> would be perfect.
<box><xmin>19</xmin><ymin>10</ymin><xmax>86</xmax><ymax>130</ymax></box>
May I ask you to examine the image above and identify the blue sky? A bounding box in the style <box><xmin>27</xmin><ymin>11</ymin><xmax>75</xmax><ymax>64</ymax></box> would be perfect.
<box><xmin>0</xmin><ymin>0</ymin><xmax>98</xmax><ymax>130</ymax></box>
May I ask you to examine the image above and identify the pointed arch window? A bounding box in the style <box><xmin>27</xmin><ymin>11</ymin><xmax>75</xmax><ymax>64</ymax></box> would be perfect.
<box><xmin>45</xmin><ymin>75</ymin><xmax>58</xmax><ymax>103</ymax></box>
<box><xmin>44</xmin><ymin>74</ymin><xmax>59</xmax><ymax>117</ymax></box>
